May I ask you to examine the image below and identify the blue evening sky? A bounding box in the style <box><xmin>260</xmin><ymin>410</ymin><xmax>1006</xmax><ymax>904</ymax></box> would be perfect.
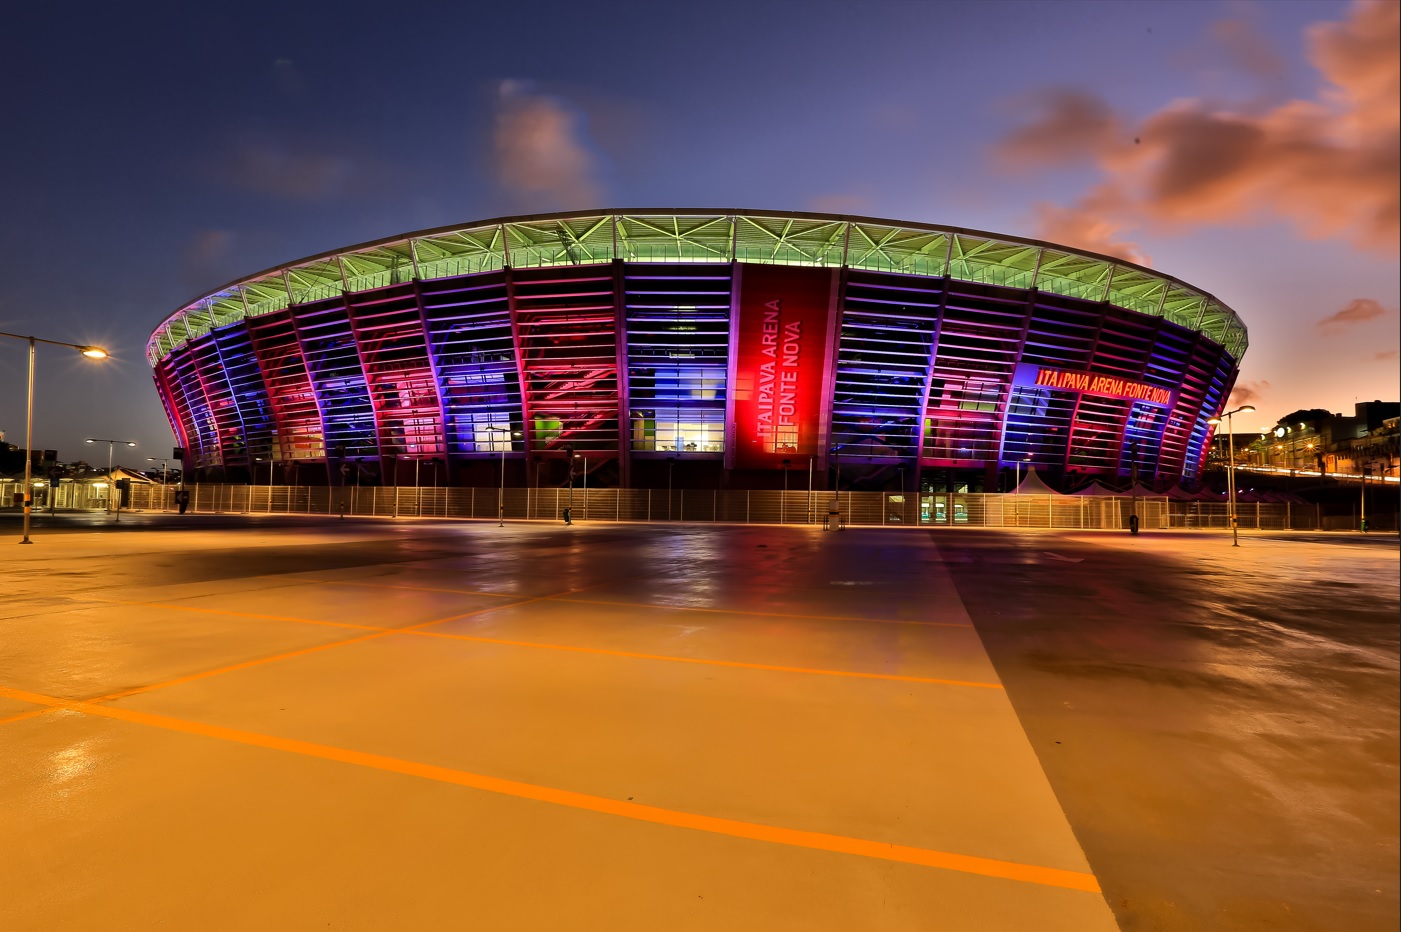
<box><xmin>0</xmin><ymin>0</ymin><xmax>1394</xmax><ymax>463</ymax></box>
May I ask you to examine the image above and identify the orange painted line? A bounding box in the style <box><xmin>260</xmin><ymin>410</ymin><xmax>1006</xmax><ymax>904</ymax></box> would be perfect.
<box><xmin>86</xmin><ymin>598</ymin><xmax>388</xmax><ymax>633</ymax></box>
<box><xmin>0</xmin><ymin>683</ymin><xmax>1099</xmax><ymax>894</ymax></box>
<box><xmin>414</xmin><ymin>630</ymin><xmax>1004</xmax><ymax>689</ymax></box>
<box><xmin>53</xmin><ymin>590</ymin><xmax>997</xmax><ymax>694</ymax></box>
<box><xmin>90</xmin><ymin>594</ymin><xmax>560</xmax><ymax>704</ymax></box>
<box><xmin>549</xmin><ymin>597</ymin><xmax>974</xmax><ymax>628</ymax></box>
<box><xmin>0</xmin><ymin>707</ymin><xmax>51</xmax><ymax>727</ymax></box>
<box><xmin>295</xmin><ymin>579</ymin><xmax>520</xmax><ymax>599</ymax></box>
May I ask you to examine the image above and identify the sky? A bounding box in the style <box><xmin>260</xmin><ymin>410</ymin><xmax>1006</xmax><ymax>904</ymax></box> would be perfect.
<box><xmin>0</xmin><ymin>0</ymin><xmax>1396</xmax><ymax>466</ymax></box>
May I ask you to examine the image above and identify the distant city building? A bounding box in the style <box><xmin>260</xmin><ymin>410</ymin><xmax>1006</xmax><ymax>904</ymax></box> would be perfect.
<box><xmin>146</xmin><ymin>210</ymin><xmax>1246</xmax><ymax>489</ymax></box>
<box><xmin>1244</xmin><ymin>401</ymin><xmax>1400</xmax><ymax>479</ymax></box>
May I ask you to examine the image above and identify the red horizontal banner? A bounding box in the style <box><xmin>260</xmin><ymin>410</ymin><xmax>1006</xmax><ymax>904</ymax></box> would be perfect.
<box><xmin>1015</xmin><ymin>364</ymin><xmax>1175</xmax><ymax>408</ymax></box>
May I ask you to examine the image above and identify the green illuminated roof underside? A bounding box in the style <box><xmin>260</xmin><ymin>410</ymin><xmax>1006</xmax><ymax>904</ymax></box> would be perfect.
<box><xmin>147</xmin><ymin>209</ymin><xmax>1248</xmax><ymax>365</ymax></box>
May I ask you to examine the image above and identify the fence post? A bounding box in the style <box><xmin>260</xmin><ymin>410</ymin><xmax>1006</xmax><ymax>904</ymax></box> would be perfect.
<box><xmin>747</xmin><ymin>490</ymin><xmax>750</xmax><ymax>523</ymax></box>
<box><xmin>713</xmin><ymin>489</ymin><xmax>717</xmax><ymax>522</ymax></box>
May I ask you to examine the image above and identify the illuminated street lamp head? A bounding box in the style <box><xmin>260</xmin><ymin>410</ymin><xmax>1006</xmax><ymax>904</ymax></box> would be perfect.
<box><xmin>1207</xmin><ymin>418</ymin><xmax>1222</xmax><ymax>426</ymax></box>
<box><xmin>79</xmin><ymin>346</ymin><xmax>108</xmax><ymax>359</ymax></box>
<box><xmin>85</xmin><ymin>439</ymin><xmax>94</xmax><ymax>444</ymax></box>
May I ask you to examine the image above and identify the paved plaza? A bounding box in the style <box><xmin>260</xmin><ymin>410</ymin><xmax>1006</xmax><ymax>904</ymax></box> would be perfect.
<box><xmin>1</xmin><ymin>516</ymin><xmax>1396</xmax><ymax>930</ymax></box>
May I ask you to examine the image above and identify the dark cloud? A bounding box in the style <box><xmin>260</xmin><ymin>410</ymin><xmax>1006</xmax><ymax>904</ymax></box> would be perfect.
<box><xmin>218</xmin><ymin>136</ymin><xmax>362</xmax><ymax>201</ymax></box>
<box><xmin>1318</xmin><ymin>297</ymin><xmax>1388</xmax><ymax>331</ymax></box>
<box><xmin>1229</xmin><ymin>380</ymin><xmax>1270</xmax><ymax>408</ymax></box>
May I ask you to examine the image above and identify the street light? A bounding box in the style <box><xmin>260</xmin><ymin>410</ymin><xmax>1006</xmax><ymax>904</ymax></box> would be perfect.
<box><xmin>667</xmin><ymin>455</ymin><xmax>676</xmax><ymax>520</ymax></box>
<box><xmin>147</xmin><ymin>457</ymin><xmax>170</xmax><ymax>511</ymax></box>
<box><xmin>85</xmin><ymin>437</ymin><xmax>137</xmax><ymax>523</ymax></box>
<box><xmin>781</xmin><ymin>457</ymin><xmax>791</xmax><ymax>524</ymax></box>
<box><xmin>1</xmin><ymin>331</ymin><xmax>108</xmax><ymax>543</ymax></box>
<box><xmin>1207</xmin><ymin>404</ymin><xmax>1256</xmax><ymax>547</ymax></box>
<box><xmin>486</xmin><ymin>427</ymin><xmax>514</xmax><ymax>526</ymax></box>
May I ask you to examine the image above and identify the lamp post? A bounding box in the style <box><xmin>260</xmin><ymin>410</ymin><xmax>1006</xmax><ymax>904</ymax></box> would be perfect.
<box><xmin>487</xmin><ymin>427</ymin><xmax>513</xmax><ymax>526</ymax></box>
<box><xmin>85</xmin><ymin>437</ymin><xmax>137</xmax><ymax>523</ymax></box>
<box><xmin>1208</xmin><ymin>404</ymin><xmax>1256</xmax><ymax>547</ymax></box>
<box><xmin>667</xmin><ymin>455</ymin><xmax>676</xmax><ymax>520</ymax></box>
<box><xmin>147</xmin><ymin>457</ymin><xmax>169</xmax><ymax>511</ymax></box>
<box><xmin>2</xmin><ymin>331</ymin><xmax>107</xmax><ymax>544</ymax></box>
<box><xmin>781</xmin><ymin>457</ymin><xmax>790</xmax><ymax>525</ymax></box>
<box><xmin>570</xmin><ymin>451</ymin><xmax>584</xmax><ymax>519</ymax></box>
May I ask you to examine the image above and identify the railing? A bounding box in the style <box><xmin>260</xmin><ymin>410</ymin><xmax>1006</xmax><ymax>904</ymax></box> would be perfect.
<box><xmin>120</xmin><ymin>485</ymin><xmax>1350</xmax><ymax>531</ymax></box>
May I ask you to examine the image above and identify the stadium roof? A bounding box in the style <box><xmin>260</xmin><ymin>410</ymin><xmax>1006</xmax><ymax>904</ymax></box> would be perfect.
<box><xmin>147</xmin><ymin>209</ymin><xmax>1247</xmax><ymax>365</ymax></box>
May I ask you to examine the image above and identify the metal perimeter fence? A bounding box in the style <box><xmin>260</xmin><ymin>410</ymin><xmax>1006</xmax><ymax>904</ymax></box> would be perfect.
<box><xmin>121</xmin><ymin>485</ymin><xmax>1360</xmax><ymax>531</ymax></box>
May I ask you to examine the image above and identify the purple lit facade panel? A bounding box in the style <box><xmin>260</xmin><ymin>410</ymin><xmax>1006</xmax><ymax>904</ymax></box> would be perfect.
<box><xmin>419</xmin><ymin>272</ymin><xmax>522</xmax><ymax>463</ymax></box>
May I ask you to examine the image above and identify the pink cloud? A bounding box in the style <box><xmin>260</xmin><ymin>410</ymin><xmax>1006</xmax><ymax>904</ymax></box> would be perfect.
<box><xmin>1318</xmin><ymin>297</ymin><xmax>1388</xmax><ymax>331</ymax></box>
<box><xmin>494</xmin><ymin>81</ymin><xmax>604</xmax><ymax>210</ymax></box>
<box><xmin>996</xmin><ymin>0</ymin><xmax>1399</xmax><ymax>257</ymax></box>
<box><xmin>808</xmin><ymin>193</ymin><xmax>872</xmax><ymax>215</ymax></box>
<box><xmin>1374</xmin><ymin>348</ymin><xmax>1399</xmax><ymax>361</ymax></box>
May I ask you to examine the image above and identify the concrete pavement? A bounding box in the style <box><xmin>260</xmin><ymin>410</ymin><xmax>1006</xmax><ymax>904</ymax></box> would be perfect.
<box><xmin>2</xmin><ymin>520</ymin><xmax>1115</xmax><ymax>931</ymax></box>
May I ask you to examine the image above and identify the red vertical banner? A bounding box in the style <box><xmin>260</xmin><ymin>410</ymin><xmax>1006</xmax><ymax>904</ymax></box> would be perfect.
<box><xmin>731</xmin><ymin>265</ymin><xmax>835</xmax><ymax>469</ymax></box>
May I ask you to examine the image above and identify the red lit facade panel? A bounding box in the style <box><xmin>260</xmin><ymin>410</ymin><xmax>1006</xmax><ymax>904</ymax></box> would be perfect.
<box><xmin>511</xmin><ymin>266</ymin><xmax>622</xmax><ymax>456</ymax></box>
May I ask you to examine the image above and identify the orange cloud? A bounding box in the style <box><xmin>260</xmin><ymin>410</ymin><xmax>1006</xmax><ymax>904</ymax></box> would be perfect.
<box><xmin>997</xmin><ymin>0</ymin><xmax>1399</xmax><ymax>258</ymax></box>
<box><xmin>1318</xmin><ymin>297</ymin><xmax>1389</xmax><ymax>331</ymax></box>
<box><xmin>1374</xmin><ymin>349</ymin><xmax>1399</xmax><ymax>361</ymax></box>
<box><xmin>494</xmin><ymin>81</ymin><xmax>604</xmax><ymax>211</ymax></box>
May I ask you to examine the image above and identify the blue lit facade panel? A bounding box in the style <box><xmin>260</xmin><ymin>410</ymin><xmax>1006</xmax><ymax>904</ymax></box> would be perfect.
<box><xmin>623</xmin><ymin>264</ymin><xmax>732</xmax><ymax>455</ymax></box>
<box><xmin>211</xmin><ymin>324</ymin><xmax>275</xmax><ymax>466</ymax></box>
<box><xmin>293</xmin><ymin>298</ymin><xmax>378</xmax><ymax>460</ymax></box>
<box><xmin>832</xmin><ymin>271</ymin><xmax>941</xmax><ymax>460</ymax></box>
<box><xmin>419</xmin><ymin>272</ymin><xmax>523</xmax><ymax>456</ymax></box>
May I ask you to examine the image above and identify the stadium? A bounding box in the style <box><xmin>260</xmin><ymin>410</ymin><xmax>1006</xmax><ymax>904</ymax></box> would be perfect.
<box><xmin>147</xmin><ymin>209</ymin><xmax>1246</xmax><ymax>495</ymax></box>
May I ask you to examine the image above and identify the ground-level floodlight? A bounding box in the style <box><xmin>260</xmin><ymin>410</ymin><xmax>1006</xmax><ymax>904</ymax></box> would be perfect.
<box><xmin>1208</xmin><ymin>404</ymin><xmax>1256</xmax><ymax>547</ymax></box>
<box><xmin>0</xmin><ymin>331</ymin><xmax>110</xmax><ymax>544</ymax></box>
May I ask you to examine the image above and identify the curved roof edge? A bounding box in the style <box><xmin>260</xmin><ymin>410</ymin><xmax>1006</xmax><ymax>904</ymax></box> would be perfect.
<box><xmin>146</xmin><ymin>208</ymin><xmax>1248</xmax><ymax>365</ymax></box>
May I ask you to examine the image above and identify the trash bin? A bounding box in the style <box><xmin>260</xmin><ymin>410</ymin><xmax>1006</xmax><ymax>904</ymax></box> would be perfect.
<box><xmin>827</xmin><ymin>504</ymin><xmax>841</xmax><ymax>532</ymax></box>
<box><xmin>1129</xmin><ymin>513</ymin><xmax>1139</xmax><ymax>535</ymax></box>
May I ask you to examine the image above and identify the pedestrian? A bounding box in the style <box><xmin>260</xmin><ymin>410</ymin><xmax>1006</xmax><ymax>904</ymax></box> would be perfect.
<box><xmin>562</xmin><ymin>506</ymin><xmax>572</xmax><ymax>526</ymax></box>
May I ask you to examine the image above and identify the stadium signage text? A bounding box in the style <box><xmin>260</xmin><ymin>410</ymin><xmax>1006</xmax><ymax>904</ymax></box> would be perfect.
<box><xmin>733</xmin><ymin>265</ymin><xmax>832</xmax><ymax>468</ymax></box>
<box><xmin>1018</xmin><ymin>364</ymin><xmax>1175</xmax><ymax>408</ymax></box>
<box><xmin>755</xmin><ymin>302</ymin><xmax>803</xmax><ymax>438</ymax></box>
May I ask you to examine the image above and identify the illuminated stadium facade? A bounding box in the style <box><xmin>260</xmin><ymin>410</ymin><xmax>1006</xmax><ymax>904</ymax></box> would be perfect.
<box><xmin>147</xmin><ymin>210</ymin><xmax>1246</xmax><ymax>491</ymax></box>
